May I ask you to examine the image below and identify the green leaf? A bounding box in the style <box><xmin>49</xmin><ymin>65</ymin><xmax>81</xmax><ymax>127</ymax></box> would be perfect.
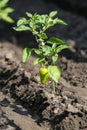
<box><xmin>3</xmin><ymin>7</ymin><xmax>14</xmax><ymax>13</ymax></box>
<box><xmin>1</xmin><ymin>15</ymin><xmax>14</xmax><ymax>23</ymax></box>
<box><xmin>54</xmin><ymin>18</ymin><xmax>67</xmax><ymax>25</ymax></box>
<box><xmin>49</xmin><ymin>11</ymin><xmax>57</xmax><ymax>18</ymax></box>
<box><xmin>13</xmin><ymin>25</ymin><xmax>30</xmax><ymax>31</ymax></box>
<box><xmin>34</xmin><ymin>49</ymin><xmax>42</xmax><ymax>55</ymax></box>
<box><xmin>41</xmin><ymin>45</ymin><xmax>51</xmax><ymax>56</ymax></box>
<box><xmin>34</xmin><ymin>58</ymin><xmax>45</xmax><ymax>65</ymax></box>
<box><xmin>22</xmin><ymin>48</ymin><xmax>32</xmax><ymax>62</ymax></box>
<box><xmin>0</xmin><ymin>0</ymin><xmax>8</xmax><ymax>8</ymax></box>
<box><xmin>26</xmin><ymin>12</ymin><xmax>32</xmax><ymax>18</ymax></box>
<box><xmin>47</xmin><ymin>20</ymin><xmax>54</xmax><ymax>28</ymax></box>
<box><xmin>47</xmin><ymin>37</ymin><xmax>64</xmax><ymax>45</ymax></box>
<box><xmin>48</xmin><ymin>66</ymin><xmax>61</xmax><ymax>83</ymax></box>
<box><xmin>40</xmin><ymin>33</ymin><xmax>48</xmax><ymax>39</ymax></box>
<box><xmin>40</xmin><ymin>14</ymin><xmax>48</xmax><ymax>24</ymax></box>
<box><xmin>0</xmin><ymin>0</ymin><xmax>14</xmax><ymax>23</ymax></box>
<box><xmin>30</xmin><ymin>21</ymin><xmax>35</xmax><ymax>28</ymax></box>
<box><xmin>52</xmin><ymin>55</ymin><xmax>58</xmax><ymax>63</ymax></box>
<box><xmin>56</xmin><ymin>45</ymin><xmax>70</xmax><ymax>53</ymax></box>
<box><xmin>17</xmin><ymin>18</ymin><xmax>27</xmax><ymax>26</ymax></box>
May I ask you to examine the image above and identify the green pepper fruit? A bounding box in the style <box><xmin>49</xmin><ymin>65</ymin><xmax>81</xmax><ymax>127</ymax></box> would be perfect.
<box><xmin>39</xmin><ymin>68</ymin><xmax>49</xmax><ymax>84</ymax></box>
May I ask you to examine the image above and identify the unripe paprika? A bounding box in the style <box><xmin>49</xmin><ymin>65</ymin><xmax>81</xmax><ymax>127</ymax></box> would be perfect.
<box><xmin>39</xmin><ymin>68</ymin><xmax>49</xmax><ymax>84</ymax></box>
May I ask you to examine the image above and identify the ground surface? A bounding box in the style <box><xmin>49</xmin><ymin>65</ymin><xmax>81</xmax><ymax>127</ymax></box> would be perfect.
<box><xmin>0</xmin><ymin>0</ymin><xmax>87</xmax><ymax>130</ymax></box>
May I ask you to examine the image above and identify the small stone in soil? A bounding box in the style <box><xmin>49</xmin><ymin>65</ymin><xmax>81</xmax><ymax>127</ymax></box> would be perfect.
<box><xmin>67</xmin><ymin>104</ymin><xmax>80</xmax><ymax>113</ymax></box>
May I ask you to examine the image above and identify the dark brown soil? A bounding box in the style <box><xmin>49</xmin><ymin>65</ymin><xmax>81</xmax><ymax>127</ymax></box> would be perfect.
<box><xmin>0</xmin><ymin>41</ymin><xmax>87</xmax><ymax>130</ymax></box>
<box><xmin>51</xmin><ymin>0</ymin><xmax>87</xmax><ymax>18</ymax></box>
<box><xmin>0</xmin><ymin>0</ymin><xmax>87</xmax><ymax>130</ymax></box>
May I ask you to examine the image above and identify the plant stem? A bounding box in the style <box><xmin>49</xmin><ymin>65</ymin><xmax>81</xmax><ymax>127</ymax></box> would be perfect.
<box><xmin>51</xmin><ymin>81</ymin><xmax>57</xmax><ymax>94</ymax></box>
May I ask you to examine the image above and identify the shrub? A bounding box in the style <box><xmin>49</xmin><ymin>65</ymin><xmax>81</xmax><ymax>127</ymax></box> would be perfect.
<box><xmin>14</xmin><ymin>11</ymin><xmax>70</xmax><ymax>93</ymax></box>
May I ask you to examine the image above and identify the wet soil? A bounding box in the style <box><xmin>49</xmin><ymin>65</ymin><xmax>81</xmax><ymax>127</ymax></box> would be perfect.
<box><xmin>0</xmin><ymin>0</ymin><xmax>87</xmax><ymax>130</ymax></box>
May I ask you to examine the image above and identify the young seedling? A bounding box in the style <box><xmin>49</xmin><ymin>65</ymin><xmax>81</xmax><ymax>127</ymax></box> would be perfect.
<box><xmin>0</xmin><ymin>0</ymin><xmax>14</xmax><ymax>22</ymax></box>
<box><xmin>14</xmin><ymin>11</ymin><xmax>70</xmax><ymax>93</ymax></box>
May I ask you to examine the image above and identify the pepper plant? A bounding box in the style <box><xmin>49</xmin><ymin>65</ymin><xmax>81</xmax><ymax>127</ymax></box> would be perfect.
<box><xmin>14</xmin><ymin>11</ymin><xmax>70</xmax><ymax>92</ymax></box>
<box><xmin>0</xmin><ymin>0</ymin><xmax>14</xmax><ymax>22</ymax></box>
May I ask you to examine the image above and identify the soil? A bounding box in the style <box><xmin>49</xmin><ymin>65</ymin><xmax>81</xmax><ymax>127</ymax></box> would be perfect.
<box><xmin>52</xmin><ymin>0</ymin><xmax>87</xmax><ymax>18</ymax></box>
<box><xmin>0</xmin><ymin>0</ymin><xmax>87</xmax><ymax>130</ymax></box>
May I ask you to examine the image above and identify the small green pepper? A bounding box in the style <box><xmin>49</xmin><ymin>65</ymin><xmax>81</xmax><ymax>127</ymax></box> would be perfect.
<box><xmin>39</xmin><ymin>68</ymin><xmax>49</xmax><ymax>84</ymax></box>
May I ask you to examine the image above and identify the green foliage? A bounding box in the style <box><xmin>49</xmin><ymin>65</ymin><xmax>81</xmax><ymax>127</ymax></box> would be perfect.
<box><xmin>14</xmin><ymin>11</ymin><xmax>70</xmax><ymax>92</ymax></box>
<box><xmin>48</xmin><ymin>66</ymin><xmax>61</xmax><ymax>83</ymax></box>
<box><xmin>0</xmin><ymin>0</ymin><xmax>14</xmax><ymax>22</ymax></box>
<box><xmin>14</xmin><ymin>11</ymin><xmax>67</xmax><ymax>34</ymax></box>
<box><xmin>22</xmin><ymin>48</ymin><xmax>33</xmax><ymax>62</ymax></box>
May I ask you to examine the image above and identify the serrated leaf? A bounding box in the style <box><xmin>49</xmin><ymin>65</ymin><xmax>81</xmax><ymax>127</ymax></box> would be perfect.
<box><xmin>22</xmin><ymin>48</ymin><xmax>32</xmax><ymax>62</ymax></box>
<box><xmin>48</xmin><ymin>66</ymin><xmax>61</xmax><ymax>83</ymax></box>
<box><xmin>49</xmin><ymin>11</ymin><xmax>57</xmax><ymax>18</ymax></box>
